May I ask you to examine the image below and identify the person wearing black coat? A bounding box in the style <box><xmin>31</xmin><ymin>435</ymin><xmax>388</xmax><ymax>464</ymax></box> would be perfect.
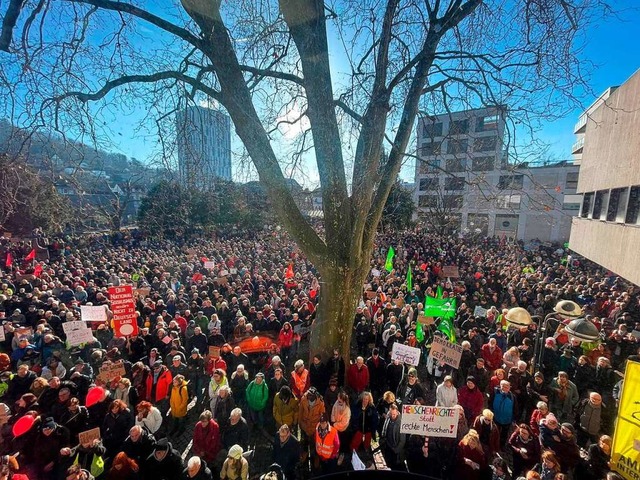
<box><xmin>5</xmin><ymin>365</ymin><xmax>36</xmax><ymax>403</ymax></box>
<box><xmin>222</xmin><ymin>412</ymin><xmax>249</xmax><ymax>451</ymax></box>
<box><xmin>385</xmin><ymin>359</ymin><xmax>404</xmax><ymax>396</ymax></box>
<box><xmin>122</xmin><ymin>425</ymin><xmax>156</xmax><ymax>465</ymax></box>
<box><xmin>181</xmin><ymin>457</ymin><xmax>214</xmax><ymax>480</ymax></box>
<box><xmin>272</xmin><ymin>424</ymin><xmax>301</xmax><ymax>480</ymax></box>
<box><xmin>573</xmin><ymin>356</ymin><xmax>595</xmax><ymax>397</ymax></box>
<box><xmin>326</xmin><ymin>351</ymin><xmax>346</xmax><ymax>387</ymax></box>
<box><xmin>309</xmin><ymin>355</ymin><xmax>328</xmax><ymax>394</ymax></box>
<box><xmin>142</xmin><ymin>438</ymin><xmax>184</xmax><ymax>480</ymax></box>
<box><xmin>366</xmin><ymin>349</ymin><xmax>387</xmax><ymax>401</ymax></box>
<box><xmin>87</xmin><ymin>391</ymin><xmax>113</xmax><ymax>429</ymax></box>
<box><xmin>59</xmin><ymin>398</ymin><xmax>89</xmax><ymax>444</ymax></box>
<box><xmin>102</xmin><ymin>400</ymin><xmax>135</xmax><ymax>458</ymax></box>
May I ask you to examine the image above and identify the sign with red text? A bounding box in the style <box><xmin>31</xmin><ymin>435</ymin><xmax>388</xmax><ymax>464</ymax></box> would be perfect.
<box><xmin>400</xmin><ymin>405</ymin><xmax>459</xmax><ymax>437</ymax></box>
<box><xmin>108</xmin><ymin>285</ymin><xmax>138</xmax><ymax>337</ymax></box>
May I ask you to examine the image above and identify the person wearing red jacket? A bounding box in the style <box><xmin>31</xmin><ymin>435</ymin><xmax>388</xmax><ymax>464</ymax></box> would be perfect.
<box><xmin>346</xmin><ymin>357</ymin><xmax>369</xmax><ymax>395</ymax></box>
<box><xmin>192</xmin><ymin>410</ymin><xmax>221</xmax><ymax>464</ymax></box>
<box><xmin>481</xmin><ymin>338</ymin><xmax>503</xmax><ymax>372</ymax></box>
<box><xmin>278</xmin><ymin>322</ymin><xmax>294</xmax><ymax>365</ymax></box>
<box><xmin>205</xmin><ymin>353</ymin><xmax>227</xmax><ymax>377</ymax></box>
<box><xmin>457</xmin><ymin>376</ymin><xmax>485</xmax><ymax>425</ymax></box>
<box><xmin>145</xmin><ymin>361</ymin><xmax>173</xmax><ymax>414</ymax></box>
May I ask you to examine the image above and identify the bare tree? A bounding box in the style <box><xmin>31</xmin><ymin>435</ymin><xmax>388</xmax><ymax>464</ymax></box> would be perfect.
<box><xmin>0</xmin><ymin>0</ymin><xmax>610</xmax><ymax>358</ymax></box>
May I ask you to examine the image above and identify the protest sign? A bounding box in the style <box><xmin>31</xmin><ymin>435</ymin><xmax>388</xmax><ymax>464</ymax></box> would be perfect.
<box><xmin>134</xmin><ymin>287</ymin><xmax>151</xmax><ymax>298</ymax></box>
<box><xmin>611</xmin><ymin>361</ymin><xmax>640</xmax><ymax>480</ymax></box>
<box><xmin>66</xmin><ymin>328</ymin><xmax>94</xmax><ymax>346</ymax></box>
<box><xmin>208</xmin><ymin>346</ymin><xmax>221</xmax><ymax>358</ymax></box>
<box><xmin>98</xmin><ymin>361</ymin><xmax>126</xmax><ymax>382</ymax></box>
<box><xmin>229</xmin><ymin>268</ymin><xmax>238</xmax><ymax>275</ymax></box>
<box><xmin>400</xmin><ymin>405</ymin><xmax>459</xmax><ymax>438</ymax></box>
<box><xmin>215</xmin><ymin>277</ymin><xmax>229</xmax><ymax>286</ymax></box>
<box><xmin>204</xmin><ymin>261</ymin><xmax>215</xmax><ymax>270</ymax></box>
<box><xmin>417</xmin><ymin>314</ymin><xmax>435</xmax><ymax>326</ymax></box>
<box><xmin>63</xmin><ymin>321</ymin><xmax>86</xmax><ymax>334</ymax></box>
<box><xmin>108</xmin><ymin>285</ymin><xmax>138</xmax><ymax>337</ymax></box>
<box><xmin>473</xmin><ymin>306</ymin><xmax>488</xmax><ymax>317</ymax></box>
<box><xmin>365</xmin><ymin>291</ymin><xmax>377</xmax><ymax>300</ymax></box>
<box><xmin>0</xmin><ymin>325</ymin><xmax>5</xmax><ymax>342</ymax></box>
<box><xmin>78</xmin><ymin>427</ymin><xmax>101</xmax><ymax>446</ymax></box>
<box><xmin>441</xmin><ymin>265</ymin><xmax>459</xmax><ymax>278</ymax></box>
<box><xmin>429</xmin><ymin>336</ymin><xmax>463</xmax><ymax>369</ymax></box>
<box><xmin>80</xmin><ymin>306</ymin><xmax>108</xmax><ymax>323</ymax></box>
<box><xmin>391</xmin><ymin>343</ymin><xmax>421</xmax><ymax>366</ymax></box>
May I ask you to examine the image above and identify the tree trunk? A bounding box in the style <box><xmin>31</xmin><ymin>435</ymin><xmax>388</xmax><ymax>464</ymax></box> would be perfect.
<box><xmin>310</xmin><ymin>261</ymin><xmax>367</xmax><ymax>365</ymax></box>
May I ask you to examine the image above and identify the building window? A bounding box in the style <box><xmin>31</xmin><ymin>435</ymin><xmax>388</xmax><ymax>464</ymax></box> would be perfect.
<box><xmin>563</xmin><ymin>203</ymin><xmax>581</xmax><ymax>211</ymax></box>
<box><xmin>592</xmin><ymin>191</ymin><xmax>607</xmax><ymax>220</ymax></box>
<box><xmin>419</xmin><ymin>159</ymin><xmax>440</xmax><ymax>174</ymax></box>
<box><xmin>445</xmin><ymin>158</ymin><xmax>466</xmax><ymax>172</ymax></box>
<box><xmin>421</xmin><ymin>142</ymin><xmax>441</xmax><ymax>156</ymax></box>
<box><xmin>447</xmin><ymin>138</ymin><xmax>468</xmax><ymax>155</ymax></box>
<box><xmin>449</xmin><ymin>119</ymin><xmax>469</xmax><ymax>135</ymax></box>
<box><xmin>422</xmin><ymin>121</ymin><xmax>443</xmax><ymax>138</ymax></box>
<box><xmin>565</xmin><ymin>172</ymin><xmax>579</xmax><ymax>190</ymax></box>
<box><xmin>444</xmin><ymin>177</ymin><xmax>465</xmax><ymax>191</ymax></box>
<box><xmin>419</xmin><ymin>178</ymin><xmax>439</xmax><ymax>191</ymax></box>
<box><xmin>606</xmin><ymin>188</ymin><xmax>625</xmax><ymax>222</ymax></box>
<box><xmin>471</xmin><ymin>156</ymin><xmax>493</xmax><ymax>172</ymax></box>
<box><xmin>443</xmin><ymin>195</ymin><xmax>463</xmax><ymax>209</ymax></box>
<box><xmin>476</xmin><ymin>115</ymin><xmax>500</xmax><ymax>132</ymax></box>
<box><xmin>498</xmin><ymin>175</ymin><xmax>524</xmax><ymax>190</ymax></box>
<box><xmin>496</xmin><ymin>194</ymin><xmax>521</xmax><ymax>209</ymax></box>
<box><xmin>473</xmin><ymin>136</ymin><xmax>497</xmax><ymax>152</ymax></box>
<box><xmin>418</xmin><ymin>195</ymin><xmax>438</xmax><ymax>208</ymax></box>
<box><xmin>467</xmin><ymin>213</ymin><xmax>490</xmax><ymax>235</ymax></box>
<box><xmin>625</xmin><ymin>186</ymin><xmax>640</xmax><ymax>224</ymax></box>
<box><xmin>581</xmin><ymin>192</ymin><xmax>593</xmax><ymax>218</ymax></box>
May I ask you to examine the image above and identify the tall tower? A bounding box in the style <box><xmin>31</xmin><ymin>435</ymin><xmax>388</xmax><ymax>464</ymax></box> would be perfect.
<box><xmin>176</xmin><ymin>105</ymin><xmax>232</xmax><ymax>190</ymax></box>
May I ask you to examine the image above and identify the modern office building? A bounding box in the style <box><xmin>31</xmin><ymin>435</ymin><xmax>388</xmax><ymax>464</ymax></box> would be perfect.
<box><xmin>176</xmin><ymin>106</ymin><xmax>232</xmax><ymax>190</ymax></box>
<box><xmin>569</xmin><ymin>69</ymin><xmax>640</xmax><ymax>285</ymax></box>
<box><xmin>414</xmin><ymin>106</ymin><xmax>580</xmax><ymax>242</ymax></box>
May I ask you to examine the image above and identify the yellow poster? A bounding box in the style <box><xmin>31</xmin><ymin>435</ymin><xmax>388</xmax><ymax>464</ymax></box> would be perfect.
<box><xmin>611</xmin><ymin>360</ymin><xmax>640</xmax><ymax>480</ymax></box>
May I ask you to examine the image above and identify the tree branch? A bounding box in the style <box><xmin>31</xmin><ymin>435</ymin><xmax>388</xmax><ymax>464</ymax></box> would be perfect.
<box><xmin>0</xmin><ymin>0</ymin><xmax>25</xmax><ymax>51</ymax></box>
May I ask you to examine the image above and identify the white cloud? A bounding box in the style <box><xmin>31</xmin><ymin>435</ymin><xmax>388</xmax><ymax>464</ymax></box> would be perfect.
<box><xmin>276</xmin><ymin>102</ymin><xmax>310</xmax><ymax>139</ymax></box>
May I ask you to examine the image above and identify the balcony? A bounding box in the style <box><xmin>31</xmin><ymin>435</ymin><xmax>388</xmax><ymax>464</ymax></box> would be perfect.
<box><xmin>574</xmin><ymin>114</ymin><xmax>587</xmax><ymax>134</ymax></box>
<box><xmin>571</xmin><ymin>137</ymin><xmax>584</xmax><ymax>154</ymax></box>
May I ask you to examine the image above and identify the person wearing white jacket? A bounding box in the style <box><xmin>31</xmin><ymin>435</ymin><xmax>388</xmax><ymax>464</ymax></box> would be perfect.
<box><xmin>436</xmin><ymin>375</ymin><xmax>458</xmax><ymax>407</ymax></box>
<box><xmin>135</xmin><ymin>400</ymin><xmax>163</xmax><ymax>434</ymax></box>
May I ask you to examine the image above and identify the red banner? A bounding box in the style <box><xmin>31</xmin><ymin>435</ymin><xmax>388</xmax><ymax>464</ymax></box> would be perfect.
<box><xmin>108</xmin><ymin>285</ymin><xmax>138</xmax><ymax>337</ymax></box>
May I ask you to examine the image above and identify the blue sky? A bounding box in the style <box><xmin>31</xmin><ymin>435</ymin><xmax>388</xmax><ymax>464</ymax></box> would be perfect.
<box><xmin>101</xmin><ymin>2</ymin><xmax>640</xmax><ymax>185</ymax></box>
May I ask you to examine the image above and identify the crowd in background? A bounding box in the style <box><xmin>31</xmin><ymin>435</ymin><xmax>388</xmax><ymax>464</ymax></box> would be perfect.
<box><xmin>0</xmin><ymin>228</ymin><xmax>637</xmax><ymax>480</ymax></box>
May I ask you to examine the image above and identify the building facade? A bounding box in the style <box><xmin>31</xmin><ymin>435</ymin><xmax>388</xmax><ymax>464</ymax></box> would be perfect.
<box><xmin>176</xmin><ymin>106</ymin><xmax>232</xmax><ymax>190</ymax></box>
<box><xmin>569</xmin><ymin>69</ymin><xmax>640</xmax><ymax>286</ymax></box>
<box><xmin>414</xmin><ymin>107</ymin><xmax>580</xmax><ymax>243</ymax></box>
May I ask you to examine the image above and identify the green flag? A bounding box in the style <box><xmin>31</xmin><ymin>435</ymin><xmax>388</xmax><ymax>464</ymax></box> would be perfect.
<box><xmin>385</xmin><ymin>246</ymin><xmax>395</xmax><ymax>272</ymax></box>
<box><xmin>406</xmin><ymin>266</ymin><xmax>413</xmax><ymax>291</ymax></box>
<box><xmin>424</xmin><ymin>295</ymin><xmax>456</xmax><ymax>319</ymax></box>
<box><xmin>415</xmin><ymin>321</ymin><xmax>424</xmax><ymax>343</ymax></box>
<box><xmin>438</xmin><ymin>316</ymin><xmax>456</xmax><ymax>343</ymax></box>
<box><xmin>436</xmin><ymin>285</ymin><xmax>443</xmax><ymax>299</ymax></box>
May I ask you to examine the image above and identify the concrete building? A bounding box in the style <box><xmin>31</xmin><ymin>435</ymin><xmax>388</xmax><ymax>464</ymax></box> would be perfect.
<box><xmin>569</xmin><ymin>68</ymin><xmax>640</xmax><ymax>286</ymax></box>
<box><xmin>176</xmin><ymin>106</ymin><xmax>232</xmax><ymax>189</ymax></box>
<box><xmin>414</xmin><ymin>106</ymin><xmax>580</xmax><ymax>242</ymax></box>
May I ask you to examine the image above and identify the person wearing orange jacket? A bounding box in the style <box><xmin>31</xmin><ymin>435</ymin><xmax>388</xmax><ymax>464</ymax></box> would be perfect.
<box><xmin>315</xmin><ymin>413</ymin><xmax>340</xmax><ymax>475</ymax></box>
<box><xmin>145</xmin><ymin>360</ymin><xmax>173</xmax><ymax>415</ymax></box>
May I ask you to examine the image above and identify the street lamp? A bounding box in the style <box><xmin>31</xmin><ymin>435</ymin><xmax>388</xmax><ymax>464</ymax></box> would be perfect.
<box><xmin>564</xmin><ymin>317</ymin><xmax>600</xmax><ymax>342</ymax></box>
<box><xmin>504</xmin><ymin>307</ymin><xmax>533</xmax><ymax>327</ymax></box>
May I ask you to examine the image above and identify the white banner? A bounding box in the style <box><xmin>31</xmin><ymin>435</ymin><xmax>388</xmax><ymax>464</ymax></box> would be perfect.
<box><xmin>429</xmin><ymin>336</ymin><xmax>463</xmax><ymax>369</ymax></box>
<box><xmin>62</xmin><ymin>321</ymin><xmax>86</xmax><ymax>334</ymax></box>
<box><xmin>391</xmin><ymin>342</ymin><xmax>421</xmax><ymax>366</ymax></box>
<box><xmin>473</xmin><ymin>305</ymin><xmax>488</xmax><ymax>317</ymax></box>
<box><xmin>66</xmin><ymin>328</ymin><xmax>94</xmax><ymax>346</ymax></box>
<box><xmin>80</xmin><ymin>306</ymin><xmax>108</xmax><ymax>322</ymax></box>
<box><xmin>204</xmin><ymin>261</ymin><xmax>215</xmax><ymax>270</ymax></box>
<box><xmin>400</xmin><ymin>404</ymin><xmax>459</xmax><ymax>437</ymax></box>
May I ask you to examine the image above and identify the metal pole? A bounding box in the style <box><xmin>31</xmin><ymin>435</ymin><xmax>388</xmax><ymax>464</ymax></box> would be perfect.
<box><xmin>533</xmin><ymin>313</ymin><xmax>556</xmax><ymax>372</ymax></box>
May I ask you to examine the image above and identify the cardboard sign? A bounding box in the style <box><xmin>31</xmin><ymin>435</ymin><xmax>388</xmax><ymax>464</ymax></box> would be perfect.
<box><xmin>208</xmin><ymin>346</ymin><xmax>220</xmax><ymax>358</ymax></box>
<box><xmin>134</xmin><ymin>287</ymin><xmax>151</xmax><ymax>298</ymax></box>
<box><xmin>62</xmin><ymin>321</ymin><xmax>86</xmax><ymax>334</ymax></box>
<box><xmin>417</xmin><ymin>314</ymin><xmax>435</xmax><ymax>326</ymax></box>
<box><xmin>366</xmin><ymin>291</ymin><xmax>377</xmax><ymax>300</ymax></box>
<box><xmin>400</xmin><ymin>405</ymin><xmax>459</xmax><ymax>438</ymax></box>
<box><xmin>66</xmin><ymin>328</ymin><xmax>94</xmax><ymax>346</ymax></box>
<box><xmin>215</xmin><ymin>277</ymin><xmax>229</xmax><ymax>286</ymax></box>
<box><xmin>429</xmin><ymin>336</ymin><xmax>463</xmax><ymax>369</ymax></box>
<box><xmin>473</xmin><ymin>306</ymin><xmax>488</xmax><ymax>318</ymax></box>
<box><xmin>391</xmin><ymin>342</ymin><xmax>421</xmax><ymax>366</ymax></box>
<box><xmin>109</xmin><ymin>285</ymin><xmax>138</xmax><ymax>337</ymax></box>
<box><xmin>219</xmin><ymin>270</ymin><xmax>229</xmax><ymax>277</ymax></box>
<box><xmin>78</xmin><ymin>427</ymin><xmax>101</xmax><ymax>447</ymax></box>
<box><xmin>441</xmin><ymin>266</ymin><xmax>459</xmax><ymax>278</ymax></box>
<box><xmin>98</xmin><ymin>361</ymin><xmax>126</xmax><ymax>382</ymax></box>
<box><xmin>204</xmin><ymin>261</ymin><xmax>215</xmax><ymax>270</ymax></box>
<box><xmin>80</xmin><ymin>306</ymin><xmax>108</xmax><ymax>323</ymax></box>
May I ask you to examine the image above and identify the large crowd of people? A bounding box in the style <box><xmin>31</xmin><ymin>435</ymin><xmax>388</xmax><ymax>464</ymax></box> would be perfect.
<box><xmin>0</xmin><ymin>228</ymin><xmax>637</xmax><ymax>480</ymax></box>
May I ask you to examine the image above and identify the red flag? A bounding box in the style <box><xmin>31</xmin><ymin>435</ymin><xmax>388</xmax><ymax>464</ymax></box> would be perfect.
<box><xmin>5</xmin><ymin>253</ymin><xmax>12</xmax><ymax>268</ymax></box>
<box><xmin>285</xmin><ymin>263</ymin><xmax>294</xmax><ymax>279</ymax></box>
<box><xmin>25</xmin><ymin>249</ymin><xmax>36</xmax><ymax>261</ymax></box>
<box><xmin>34</xmin><ymin>264</ymin><xmax>43</xmax><ymax>277</ymax></box>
